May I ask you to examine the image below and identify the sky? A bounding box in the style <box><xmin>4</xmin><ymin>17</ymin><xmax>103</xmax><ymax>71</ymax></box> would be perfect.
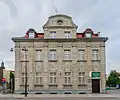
<box><xmin>0</xmin><ymin>0</ymin><xmax>120</xmax><ymax>74</ymax></box>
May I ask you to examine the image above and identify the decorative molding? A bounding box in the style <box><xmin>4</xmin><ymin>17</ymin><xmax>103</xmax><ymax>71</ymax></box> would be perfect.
<box><xmin>34</xmin><ymin>60</ymin><xmax>43</xmax><ymax>62</ymax></box>
<box><xmin>77</xmin><ymin>60</ymin><xmax>87</xmax><ymax>62</ymax></box>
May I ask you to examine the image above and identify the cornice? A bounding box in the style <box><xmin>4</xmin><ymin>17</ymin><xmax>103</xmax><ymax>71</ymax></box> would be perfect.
<box><xmin>12</xmin><ymin>37</ymin><xmax>108</xmax><ymax>42</ymax></box>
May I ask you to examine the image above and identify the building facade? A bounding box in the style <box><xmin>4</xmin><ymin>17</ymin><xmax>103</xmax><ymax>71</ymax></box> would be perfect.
<box><xmin>12</xmin><ymin>14</ymin><xmax>108</xmax><ymax>94</ymax></box>
<box><xmin>0</xmin><ymin>61</ymin><xmax>5</xmax><ymax>86</ymax></box>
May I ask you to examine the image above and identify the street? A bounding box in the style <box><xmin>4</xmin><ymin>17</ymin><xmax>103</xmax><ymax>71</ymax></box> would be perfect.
<box><xmin>0</xmin><ymin>97</ymin><xmax>119</xmax><ymax>100</ymax></box>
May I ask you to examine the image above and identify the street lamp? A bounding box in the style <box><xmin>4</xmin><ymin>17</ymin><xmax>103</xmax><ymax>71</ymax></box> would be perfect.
<box><xmin>22</xmin><ymin>47</ymin><xmax>28</xmax><ymax>97</ymax></box>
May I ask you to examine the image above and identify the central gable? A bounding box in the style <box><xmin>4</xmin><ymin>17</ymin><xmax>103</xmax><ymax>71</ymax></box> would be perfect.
<box><xmin>43</xmin><ymin>14</ymin><xmax>78</xmax><ymax>29</ymax></box>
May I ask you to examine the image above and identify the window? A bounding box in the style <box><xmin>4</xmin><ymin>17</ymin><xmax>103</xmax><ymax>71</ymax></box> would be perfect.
<box><xmin>21</xmin><ymin>49</ymin><xmax>28</xmax><ymax>60</ymax></box>
<box><xmin>79</xmin><ymin>49</ymin><xmax>85</xmax><ymax>60</ymax></box>
<box><xmin>21</xmin><ymin>73</ymin><xmax>28</xmax><ymax>84</ymax></box>
<box><xmin>78</xmin><ymin>72</ymin><xmax>85</xmax><ymax>84</ymax></box>
<box><xmin>49</xmin><ymin>72</ymin><xmax>56</xmax><ymax>84</ymax></box>
<box><xmin>35</xmin><ymin>72</ymin><xmax>42</xmax><ymax>84</ymax></box>
<box><xmin>64</xmin><ymin>50</ymin><xmax>71</xmax><ymax>60</ymax></box>
<box><xmin>50</xmin><ymin>31</ymin><xmax>56</xmax><ymax>38</ymax></box>
<box><xmin>64</xmin><ymin>72</ymin><xmax>71</xmax><ymax>84</ymax></box>
<box><xmin>64</xmin><ymin>31</ymin><xmax>71</xmax><ymax>38</ymax></box>
<box><xmin>36</xmin><ymin>50</ymin><xmax>42</xmax><ymax>61</ymax></box>
<box><xmin>49</xmin><ymin>50</ymin><xmax>57</xmax><ymax>60</ymax></box>
<box><xmin>28</xmin><ymin>29</ymin><xmax>35</xmax><ymax>38</ymax></box>
<box><xmin>92</xmin><ymin>49</ymin><xmax>99</xmax><ymax>60</ymax></box>
<box><xmin>85</xmin><ymin>32</ymin><xmax>92</xmax><ymax>38</ymax></box>
<box><xmin>29</xmin><ymin>32</ymin><xmax>35</xmax><ymax>38</ymax></box>
<box><xmin>21</xmin><ymin>73</ymin><xmax>25</xmax><ymax>84</ymax></box>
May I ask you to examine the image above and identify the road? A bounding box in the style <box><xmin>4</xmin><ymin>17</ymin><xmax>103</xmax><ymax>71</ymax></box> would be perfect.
<box><xmin>0</xmin><ymin>97</ymin><xmax>119</xmax><ymax>100</ymax></box>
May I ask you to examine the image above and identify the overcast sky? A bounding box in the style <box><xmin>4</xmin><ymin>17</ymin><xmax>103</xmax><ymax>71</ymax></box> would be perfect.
<box><xmin>0</xmin><ymin>0</ymin><xmax>120</xmax><ymax>74</ymax></box>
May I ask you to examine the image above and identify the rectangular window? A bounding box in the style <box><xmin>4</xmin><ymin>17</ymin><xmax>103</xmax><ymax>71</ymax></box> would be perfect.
<box><xmin>50</xmin><ymin>31</ymin><xmax>56</xmax><ymax>38</ymax></box>
<box><xmin>49</xmin><ymin>50</ymin><xmax>56</xmax><ymax>60</ymax></box>
<box><xmin>21</xmin><ymin>73</ymin><xmax>28</xmax><ymax>84</ymax></box>
<box><xmin>36</xmin><ymin>50</ymin><xmax>42</xmax><ymax>61</ymax></box>
<box><xmin>64</xmin><ymin>31</ymin><xmax>71</xmax><ymax>38</ymax></box>
<box><xmin>92</xmin><ymin>49</ymin><xmax>99</xmax><ymax>60</ymax></box>
<box><xmin>49</xmin><ymin>72</ymin><xmax>56</xmax><ymax>84</ymax></box>
<box><xmin>64</xmin><ymin>72</ymin><xmax>71</xmax><ymax>84</ymax></box>
<box><xmin>78</xmin><ymin>72</ymin><xmax>85</xmax><ymax>84</ymax></box>
<box><xmin>79</xmin><ymin>49</ymin><xmax>85</xmax><ymax>60</ymax></box>
<box><xmin>21</xmin><ymin>73</ymin><xmax>25</xmax><ymax>84</ymax></box>
<box><xmin>35</xmin><ymin>72</ymin><xmax>42</xmax><ymax>84</ymax></box>
<box><xmin>64</xmin><ymin>50</ymin><xmax>71</xmax><ymax>60</ymax></box>
<box><xmin>21</xmin><ymin>49</ymin><xmax>28</xmax><ymax>60</ymax></box>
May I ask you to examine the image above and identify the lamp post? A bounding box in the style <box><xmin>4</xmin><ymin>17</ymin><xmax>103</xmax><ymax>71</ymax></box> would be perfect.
<box><xmin>22</xmin><ymin>47</ymin><xmax>28</xmax><ymax>97</ymax></box>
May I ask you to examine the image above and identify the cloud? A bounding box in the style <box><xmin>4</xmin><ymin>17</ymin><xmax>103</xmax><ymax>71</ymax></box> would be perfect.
<box><xmin>0</xmin><ymin>0</ymin><xmax>120</xmax><ymax>74</ymax></box>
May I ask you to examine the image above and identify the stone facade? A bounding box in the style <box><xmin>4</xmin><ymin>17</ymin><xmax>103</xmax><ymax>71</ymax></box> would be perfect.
<box><xmin>12</xmin><ymin>14</ymin><xmax>108</xmax><ymax>94</ymax></box>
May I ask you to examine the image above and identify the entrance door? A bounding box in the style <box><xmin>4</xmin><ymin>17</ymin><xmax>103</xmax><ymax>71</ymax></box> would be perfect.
<box><xmin>92</xmin><ymin>79</ymin><xmax>100</xmax><ymax>93</ymax></box>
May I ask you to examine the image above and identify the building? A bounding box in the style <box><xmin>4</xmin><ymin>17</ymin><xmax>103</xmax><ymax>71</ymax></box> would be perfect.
<box><xmin>0</xmin><ymin>61</ymin><xmax>5</xmax><ymax>86</ymax></box>
<box><xmin>3</xmin><ymin>69</ymin><xmax>15</xmax><ymax>84</ymax></box>
<box><xmin>12</xmin><ymin>14</ymin><xmax>108</xmax><ymax>94</ymax></box>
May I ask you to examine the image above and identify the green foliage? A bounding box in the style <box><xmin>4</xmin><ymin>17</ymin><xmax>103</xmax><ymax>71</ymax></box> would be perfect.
<box><xmin>9</xmin><ymin>71</ymin><xmax>15</xmax><ymax>93</ymax></box>
<box><xmin>107</xmin><ymin>70</ymin><xmax>120</xmax><ymax>87</ymax></box>
<box><xmin>10</xmin><ymin>72</ymin><xmax>14</xmax><ymax>79</ymax></box>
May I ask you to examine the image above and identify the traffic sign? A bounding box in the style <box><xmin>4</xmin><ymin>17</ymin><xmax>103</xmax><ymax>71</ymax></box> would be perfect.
<box><xmin>2</xmin><ymin>78</ymin><xmax>6</xmax><ymax>84</ymax></box>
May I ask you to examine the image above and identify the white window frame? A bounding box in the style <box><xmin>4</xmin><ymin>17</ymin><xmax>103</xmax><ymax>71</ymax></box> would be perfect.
<box><xmin>92</xmin><ymin>49</ymin><xmax>99</xmax><ymax>60</ymax></box>
<box><xmin>64</xmin><ymin>50</ymin><xmax>71</xmax><ymax>60</ymax></box>
<box><xmin>49</xmin><ymin>72</ymin><xmax>56</xmax><ymax>84</ymax></box>
<box><xmin>35</xmin><ymin>72</ymin><xmax>42</xmax><ymax>84</ymax></box>
<box><xmin>64</xmin><ymin>72</ymin><xmax>71</xmax><ymax>84</ymax></box>
<box><xmin>36</xmin><ymin>50</ymin><xmax>42</xmax><ymax>61</ymax></box>
<box><xmin>78</xmin><ymin>72</ymin><xmax>85</xmax><ymax>84</ymax></box>
<box><xmin>50</xmin><ymin>31</ymin><xmax>56</xmax><ymax>38</ymax></box>
<box><xmin>64</xmin><ymin>31</ymin><xmax>71</xmax><ymax>38</ymax></box>
<box><xmin>29</xmin><ymin>32</ymin><xmax>35</xmax><ymax>38</ymax></box>
<box><xmin>21</xmin><ymin>49</ymin><xmax>28</xmax><ymax>60</ymax></box>
<box><xmin>79</xmin><ymin>49</ymin><xmax>85</xmax><ymax>60</ymax></box>
<box><xmin>21</xmin><ymin>73</ymin><xmax>28</xmax><ymax>85</ymax></box>
<box><xmin>49</xmin><ymin>50</ymin><xmax>56</xmax><ymax>60</ymax></box>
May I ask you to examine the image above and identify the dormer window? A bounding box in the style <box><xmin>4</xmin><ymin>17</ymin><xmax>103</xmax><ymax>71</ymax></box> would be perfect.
<box><xmin>85</xmin><ymin>32</ymin><xmax>91</xmax><ymax>38</ymax></box>
<box><xmin>28</xmin><ymin>29</ymin><xmax>35</xmax><ymax>38</ymax></box>
<box><xmin>85</xmin><ymin>31</ymin><xmax>92</xmax><ymax>38</ymax></box>
<box><xmin>85</xmin><ymin>28</ymin><xmax>93</xmax><ymax>38</ymax></box>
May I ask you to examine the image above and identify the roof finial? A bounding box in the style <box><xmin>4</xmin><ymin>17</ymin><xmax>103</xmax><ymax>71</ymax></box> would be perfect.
<box><xmin>51</xmin><ymin>0</ymin><xmax>58</xmax><ymax>15</ymax></box>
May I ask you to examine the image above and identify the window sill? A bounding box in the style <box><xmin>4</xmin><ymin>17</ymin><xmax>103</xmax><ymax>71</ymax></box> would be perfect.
<box><xmin>34</xmin><ymin>60</ymin><xmax>43</xmax><ymax>62</ymax></box>
<box><xmin>77</xmin><ymin>84</ymin><xmax>87</xmax><ymax>86</ymax></box>
<box><xmin>91</xmin><ymin>60</ymin><xmax>101</xmax><ymax>62</ymax></box>
<box><xmin>20</xmin><ymin>60</ymin><xmax>29</xmax><ymax>62</ymax></box>
<box><xmin>63</xmin><ymin>60</ymin><xmax>72</xmax><ymax>62</ymax></box>
<box><xmin>48</xmin><ymin>60</ymin><xmax>58</xmax><ymax>62</ymax></box>
<box><xmin>20</xmin><ymin>84</ymin><xmax>29</xmax><ymax>86</ymax></box>
<box><xmin>48</xmin><ymin>84</ymin><xmax>58</xmax><ymax>86</ymax></box>
<box><xmin>63</xmin><ymin>84</ymin><xmax>72</xmax><ymax>86</ymax></box>
<box><xmin>77</xmin><ymin>60</ymin><xmax>87</xmax><ymax>62</ymax></box>
<box><xmin>34</xmin><ymin>84</ymin><xmax>44</xmax><ymax>86</ymax></box>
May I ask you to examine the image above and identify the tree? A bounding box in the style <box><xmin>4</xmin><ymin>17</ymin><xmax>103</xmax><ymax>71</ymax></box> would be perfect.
<box><xmin>107</xmin><ymin>70</ymin><xmax>120</xmax><ymax>87</ymax></box>
<box><xmin>9</xmin><ymin>71</ymin><xmax>15</xmax><ymax>93</ymax></box>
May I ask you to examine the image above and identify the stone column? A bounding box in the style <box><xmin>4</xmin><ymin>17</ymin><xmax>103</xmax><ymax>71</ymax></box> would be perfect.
<box><xmin>100</xmin><ymin>43</ymin><xmax>106</xmax><ymax>93</ymax></box>
<box><xmin>15</xmin><ymin>44</ymin><xmax>21</xmax><ymax>91</ymax></box>
<box><xmin>27</xmin><ymin>43</ymin><xmax>34</xmax><ymax>91</ymax></box>
<box><xmin>43</xmin><ymin>44</ymin><xmax>49</xmax><ymax>90</ymax></box>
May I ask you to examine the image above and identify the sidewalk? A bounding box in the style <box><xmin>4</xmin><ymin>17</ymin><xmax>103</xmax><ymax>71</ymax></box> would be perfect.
<box><xmin>0</xmin><ymin>93</ymin><xmax>120</xmax><ymax>98</ymax></box>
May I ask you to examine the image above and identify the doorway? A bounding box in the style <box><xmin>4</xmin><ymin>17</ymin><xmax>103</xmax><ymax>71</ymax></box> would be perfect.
<box><xmin>92</xmin><ymin>79</ymin><xmax>100</xmax><ymax>93</ymax></box>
